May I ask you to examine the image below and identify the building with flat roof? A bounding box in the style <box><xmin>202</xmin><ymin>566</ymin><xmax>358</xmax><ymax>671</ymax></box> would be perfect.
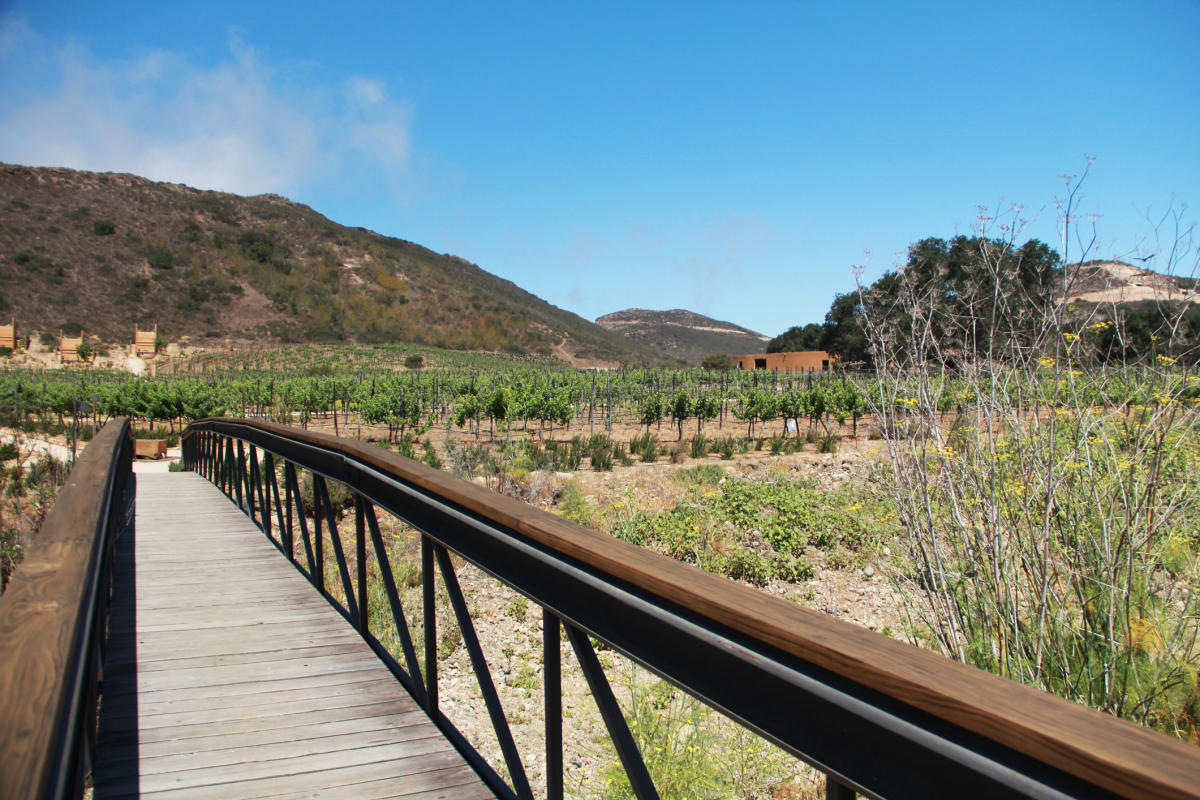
<box><xmin>60</xmin><ymin>331</ymin><xmax>84</xmax><ymax>364</ymax></box>
<box><xmin>134</xmin><ymin>325</ymin><xmax>157</xmax><ymax>357</ymax></box>
<box><xmin>734</xmin><ymin>351</ymin><xmax>835</xmax><ymax>372</ymax></box>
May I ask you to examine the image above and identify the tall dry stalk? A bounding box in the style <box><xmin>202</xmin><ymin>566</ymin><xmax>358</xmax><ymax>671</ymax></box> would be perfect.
<box><xmin>862</xmin><ymin>168</ymin><xmax>1200</xmax><ymax>738</ymax></box>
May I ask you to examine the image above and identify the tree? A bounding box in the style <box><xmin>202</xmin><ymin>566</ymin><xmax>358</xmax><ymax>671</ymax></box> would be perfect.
<box><xmin>858</xmin><ymin>235</ymin><xmax>1061</xmax><ymax>367</ymax></box>
<box><xmin>822</xmin><ymin>292</ymin><xmax>873</xmax><ymax>366</ymax></box>
<box><xmin>700</xmin><ymin>352</ymin><xmax>734</xmax><ymax>371</ymax></box>
<box><xmin>766</xmin><ymin>323</ymin><xmax>823</xmax><ymax>353</ymax></box>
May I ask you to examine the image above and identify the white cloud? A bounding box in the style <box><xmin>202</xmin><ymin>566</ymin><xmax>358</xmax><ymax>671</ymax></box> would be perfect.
<box><xmin>0</xmin><ymin>27</ymin><xmax>412</xmax><ymax>197</ymax></box>
<box><xmin>346</xmin><ymin>76</ymin><xmax>387</xmax><ymax>108</ymax></box>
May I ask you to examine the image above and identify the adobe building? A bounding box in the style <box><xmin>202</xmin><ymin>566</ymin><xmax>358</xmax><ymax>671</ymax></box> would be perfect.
<box><xmin>0</xmin><ymin>319</ymin><xmax>15</xmax><ymax>351</ymax></box>
<box><xmin>734</xmin><ymin>350</ymin><xmax>835</xmax><ymax>372</ymax></box>
<box><xmin>59</xmin><ymin>330</ymin><xmax>84</xmax><ymax>364</ymax></box>
<box><xmin>134</xmin><ymin>325</ymin><xmax>158</xmax><ymax>358</ymax></box>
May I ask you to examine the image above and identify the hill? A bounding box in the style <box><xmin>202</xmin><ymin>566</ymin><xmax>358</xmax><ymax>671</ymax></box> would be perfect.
<box><xmin>595</xmin><ymin>308</ymin><xmax>769</xmax><ymax>365</ymax></box>
<box><xmin>0</xmin><ymin>164</ymin><xmax>678</xmax><ymax>367</ymax></box>
<box><xmin>1063</xmin><ymin>260</ymin><xmax>1200</xmax><ymax>306</ymax></box>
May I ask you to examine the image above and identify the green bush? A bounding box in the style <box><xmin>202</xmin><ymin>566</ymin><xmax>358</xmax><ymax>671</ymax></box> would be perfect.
<box><xmin>404</xmin><ymin>354</ymin><xmax>424</xmax><ymax>370</ymax></box>
<box><xmin>145</xmin><ymin>244</ymin><xmax>175</xmax><ymax>270</ymax></box>
<box><xmin>671</xmin><ymin>464</ymin><xmax>725</xmax><ymax>489</ymax></box>
<box><xmin>13</xmin><ymin>250</ymin><xmax>53</xmax><ymax>271</ymax></box>
<box><xmin>420</xmin><ymin>439</ymin><xmax>443</xmax><ymax>470</ymax></box>
<box><xmin>700</xmin><ymin>352</ymin><xmax>734</xmax><ymax>371</ymax></box>
<box><xmin>630</xmin><ymin>432</ymin><xmax>659</xmax><ymax>463</ymax></box>
<box><xmin>92</xmin><ymin>219</ymin><xmax>116</xmax><ymax>235</ymax></box>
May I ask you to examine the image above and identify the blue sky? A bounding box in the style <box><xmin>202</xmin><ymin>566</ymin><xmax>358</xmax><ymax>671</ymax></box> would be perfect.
<box><xmin>1</xmin><ymin>1</ymin><xmax>1197</xmax><ymax>338</ymax></box>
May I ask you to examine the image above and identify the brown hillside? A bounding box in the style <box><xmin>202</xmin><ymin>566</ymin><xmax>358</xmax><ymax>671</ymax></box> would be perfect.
<box><xmin>596</xmin><ymin>308</ymin><xmax>769</xmax><ymax>365</ymax></box>
<box><xmin>0</xmin><ymin>164</ymin><xmax>677</xmax><ymax>366</ymax></box>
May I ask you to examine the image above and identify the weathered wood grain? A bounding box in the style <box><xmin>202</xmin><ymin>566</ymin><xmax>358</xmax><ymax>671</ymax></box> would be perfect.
<box><xmin>94</xmin><ymin>472</ymin><xmax>492</xmax><ymax>800</ymax></box>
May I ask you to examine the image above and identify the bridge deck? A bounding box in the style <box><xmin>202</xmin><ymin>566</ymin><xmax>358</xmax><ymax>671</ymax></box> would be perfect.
<box><xmin>95</xmin><ymin>472</ymin><xmax>492</xmax><ymax>800</ymax></box>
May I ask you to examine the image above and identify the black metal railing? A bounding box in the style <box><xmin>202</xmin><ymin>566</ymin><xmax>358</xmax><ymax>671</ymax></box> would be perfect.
<box><xmin>182</xmin><ymin>418</ymin><xmax>1200</xmax><ymax>800</ymax></box>
<box><xmin>0</xmin><ymin>419</ymin><xmax>134</xmax><ymax>800</ymax></box>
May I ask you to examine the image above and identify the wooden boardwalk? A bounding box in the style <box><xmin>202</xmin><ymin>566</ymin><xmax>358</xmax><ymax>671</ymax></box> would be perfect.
<box><xmin>95</xmin><ymin>472</ymin><xmax>493</xmax><ymax>800</ymax></box>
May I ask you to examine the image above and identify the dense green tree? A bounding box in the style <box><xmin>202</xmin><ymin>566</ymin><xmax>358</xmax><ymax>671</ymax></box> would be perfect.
<box><xmin>821</xmin><ymin>292</ymin><xmax>873</xmax><ymax>366</ymax></box>
<box><xmin>700</xmin><ymin>352</ymin><xmax>734</xmax><ymax>371</ymax></box>
<box><xmin>1091</xmin><ymin>302</ymin><xmax>1200</xmax><ymax>365</ymax></box>
<box><xmin>766</xmin><ymin>323</ymin><xmax>823</xmax><ymax>353</ymax></box>
<box><xmin>771</xmin><ymin>235</ymin><xmax>1062</xmax><ymax>369</ymax></box>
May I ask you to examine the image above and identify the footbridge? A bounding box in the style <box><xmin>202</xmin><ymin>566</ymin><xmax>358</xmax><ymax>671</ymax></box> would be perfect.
<box><xmin>1</xmin><ymin>418</ymin><xmax>1197</xmax><ymax>799</ymax></box>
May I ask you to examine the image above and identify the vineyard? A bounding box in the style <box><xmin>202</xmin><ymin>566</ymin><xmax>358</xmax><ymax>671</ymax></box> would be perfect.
<box><xmin>1</xmin><ymin>348</ymin><xmax>881</xmax><ymax>446</ymax></box>
<box><xmin>2</xmin><ymin>345</ymin><xmax>1198</xmax><ymax>454</ymax></box>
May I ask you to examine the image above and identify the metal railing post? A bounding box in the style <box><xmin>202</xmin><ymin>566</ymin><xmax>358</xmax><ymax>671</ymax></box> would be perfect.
<box><xmin>422</xmin><ymin>535</ymin><xmax>437</xmax><ymax>715</ymax></box>
<box><xmin>544</xmin><ymin>608</ymin><xmax>563</xmax><ymax>800</ymax></box>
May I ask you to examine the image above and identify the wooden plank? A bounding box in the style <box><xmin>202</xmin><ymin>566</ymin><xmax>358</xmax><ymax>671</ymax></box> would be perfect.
<box><xmin>101</xmin><ymin>663</ymin><xmax>386</xmax><ymax>705</ymax></box>
<box><xmin>104</xmin><ymin>699</ymin><xmax>430</xmax><ymax>745</ymax></box>
<box><xmin>250</xmin><ymin>767</ymin><xmax>496</xmax><ymax>800</ymax></box>
<box><xmin>104</xmin><ymin>745</ymin><xmax>468</xmax><ymax>798</ymax></box>
<box><xmin>103</xmin><ymin>710</ymin><xmax>433</xmax><ymax>762</ymax></box>
<box><xmin>121</xmin><ymin>729</ymin><xmax>446</xmax><ymax>780</ymax></box>
<box><xmin>94</xmin><ymin>472</ymin><xmax>489</xmax><ymax>799</ymax></box>
<box><xmin>104</xmin><ymin>640</ymin><xmax>368</xmax><ymax>674</ymax></box>
<box><xmin>105</xmin><ymin>676</ymin><xmax>404</xmax><ymax>719</ymax></box>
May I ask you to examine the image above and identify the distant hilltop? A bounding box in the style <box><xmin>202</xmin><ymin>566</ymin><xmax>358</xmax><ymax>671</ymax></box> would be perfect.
<box><xmin>1064</xmin><ymin>260</ymin><xmax>1200</xmax><ymax>306</ymax></box>
<box><xmin>596</xmin><ymin>308</ymin><xmax>769</xmax><ymax>366</ymax></box>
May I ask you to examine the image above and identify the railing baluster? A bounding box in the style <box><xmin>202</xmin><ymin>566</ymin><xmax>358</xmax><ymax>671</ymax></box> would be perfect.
<box><xmin>224</xmin><ymin>437</ymin><xmax>236</xmax><ymax>498</ymax></box>
<box><xmin>235</xmin><ymin>440</ymin><xmax>246</xmax><ymax>511</ymax></box>
<box><xmin>213</xmin><ymin>434</ymin><xmax>222</xmax><ymax>488</ymax></box>
<box><xmin>285</xmin><ymin>462</ymin><xmax>316</xmax><ymax>577</ymax></box>
<box><xmin>364</xmin><ymin>501</ymin><xmax>425</xmax><ymax>703</ymax></box>
<box><xmin>433</xmin><ymin>543</ymin><xmax>532</xmax><ymax>800</ymax></box>
<box><xmin>247</xmin><ymin>445</ymin><xmax>261</xmax><ymax>528</ymax></box>
<box><xmin>355</xmin><ymin>496</ymin><xmax>368</xmax><ymax>637</ymax></box>
<box><xmin>312</xmin><ymin>470</ymin><xmax>324</xmax><ymax>592</ymax></box>
<box><xmin>266</xmin><ymin>453</ymin><xmax>288</xmax><ymax>558</ymax></box>
<box><xmin>422</xmin><ymin>535</ymin><xmax>437</xmax><ymax>715</ymax></box>
<box><xmin>544</xmin><ymin>609</ymin><xmax>563</xmax><ymax>800</ymax></box>
<box><xmin>256</xmin><ymin>448</ymin><xmax>272</xmax><ymax>542</ymax></box>
<box><xmin>285</xmin><ymin>458</ymin><xmax>294</xmax><ymax>559</ymax></box>
<box><xmin>315</xmin><ymin>475</ymin><xmax>358</xmax><ymax>624</ymax></box>
<box><xmin>566</xmin><ymin>623</ymin><xmax>659</xmax><ymax>800</ymax></box>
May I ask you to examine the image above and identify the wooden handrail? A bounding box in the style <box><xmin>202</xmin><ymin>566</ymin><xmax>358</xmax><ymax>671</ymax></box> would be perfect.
<box><xmin>185</xmin><ymin>418</ymin><xmax>1200</xmax><ymax>799</ymax></box>
<box><xmin>0</xmin><ymin>419</ymin><xmax>133</xmax><ymax>800</ymax></box>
